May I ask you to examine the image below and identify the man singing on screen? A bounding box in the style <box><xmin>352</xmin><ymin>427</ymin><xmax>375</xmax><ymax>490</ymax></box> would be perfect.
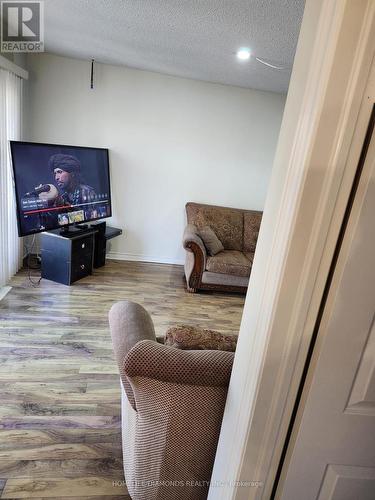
<box><xmin>48</xmin><ymin>154</ymin><xmax>96</xmax><ymax>206</ymax></box>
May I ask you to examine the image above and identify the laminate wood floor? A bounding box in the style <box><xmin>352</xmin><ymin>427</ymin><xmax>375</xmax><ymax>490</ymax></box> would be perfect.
<box><xmin>0</xmin><ymin>260</ymin><xmax>245</xmax><ymax>499</ymax></box>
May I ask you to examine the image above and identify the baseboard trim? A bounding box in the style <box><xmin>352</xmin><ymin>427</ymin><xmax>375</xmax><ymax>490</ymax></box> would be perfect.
<box><xmin>106</xmin><ymin>251</ymin><xmax>184</xmax><ymax>266</ymax></box>
<box><xmin>0</xmin><ymin>286</ymin><xmax>12</xmax><ymax>302</ymax></box>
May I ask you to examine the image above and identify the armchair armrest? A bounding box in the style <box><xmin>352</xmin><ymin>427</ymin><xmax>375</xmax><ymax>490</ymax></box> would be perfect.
<box><xmin>109</xmin><ymin>300</ymin><xmax>156</xmax><ymax>408</ymax></box>
<box><xmin>124</xmin><ymin>339</ymin><xmax>234</xmax><ymax>387</ymax></box>
<box><xmin>182</xmin><ymin>224</ymin><xmax>206</xmax><ymax>291</ymax></box>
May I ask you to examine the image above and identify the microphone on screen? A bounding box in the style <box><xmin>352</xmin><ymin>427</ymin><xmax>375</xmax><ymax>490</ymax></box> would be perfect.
<box><xmin>25</xmin><ymin>184</ymin><xmax>52</xmax><ymax>196</ymax></box>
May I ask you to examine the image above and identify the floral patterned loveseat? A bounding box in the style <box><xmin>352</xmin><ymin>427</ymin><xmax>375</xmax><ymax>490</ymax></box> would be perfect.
<box><xmin>182</xmin><ymin>202</ymin><xmax>262</xmax><ymax>293</ymax></box>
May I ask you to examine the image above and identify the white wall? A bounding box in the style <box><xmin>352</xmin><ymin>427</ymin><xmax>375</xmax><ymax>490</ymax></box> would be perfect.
<box><xmin>25</xmin><ymin>53</ymin><xmax>285</xmax><ymax>264</ymax></box>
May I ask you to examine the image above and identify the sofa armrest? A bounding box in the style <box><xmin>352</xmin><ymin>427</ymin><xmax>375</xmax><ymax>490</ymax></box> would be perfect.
<box><xmin>124</xmin><ymin>339</ymin><xmax>234</xmax><ymax>387</ymax></box>
<box><xmin>183</xmin><ymin>224</ymin><xmax>206</xmax><ymax>291</ymax></box>
<box><xmin>183</xmin><ymin>224</ymin><xmax>206</xmax><ymax>256</ymax></box>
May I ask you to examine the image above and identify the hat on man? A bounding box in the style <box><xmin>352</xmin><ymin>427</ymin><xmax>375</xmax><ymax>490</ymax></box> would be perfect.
<box><xmin>48</xmin><ymin>154</ymin><xmax>81</xmax><ymax>173</ymax></box>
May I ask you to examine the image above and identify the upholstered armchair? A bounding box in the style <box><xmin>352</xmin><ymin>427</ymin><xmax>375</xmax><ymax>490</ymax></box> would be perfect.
<box><xmin>183</xmin><ymin>202</ymin><xmax>262</xmax><ymax>293</ymax></box>
<box><xmin>109</xmin><ymin>300</ymin><xmax>236</xmax><ymax>500</ymax></box>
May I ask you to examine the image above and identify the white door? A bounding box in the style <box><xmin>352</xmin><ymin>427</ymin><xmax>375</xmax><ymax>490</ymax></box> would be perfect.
<box><xmin>276</xmin><ymin>108</ymin><xmax>375</xmax><ymax>500</ymax></box>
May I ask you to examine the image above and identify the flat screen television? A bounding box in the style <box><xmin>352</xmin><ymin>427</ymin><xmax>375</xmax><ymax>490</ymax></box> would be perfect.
<box><xmin>10</xmin><ymin>141</ymin><xmax>112</xmax><ymax>237</ymax></box>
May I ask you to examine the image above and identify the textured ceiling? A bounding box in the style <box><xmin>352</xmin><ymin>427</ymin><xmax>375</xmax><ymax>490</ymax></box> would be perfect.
<box><xmin>44</xmin><ymin>0</ymin><xmax>305</xmax><ymax>93</ymax></box>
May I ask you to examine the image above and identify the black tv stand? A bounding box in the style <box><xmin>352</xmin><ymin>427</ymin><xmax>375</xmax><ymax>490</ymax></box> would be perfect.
<box><xmin>41</xmin><ymin>223</ymin><xmax>122</xmax><ymax>285</ymax></box>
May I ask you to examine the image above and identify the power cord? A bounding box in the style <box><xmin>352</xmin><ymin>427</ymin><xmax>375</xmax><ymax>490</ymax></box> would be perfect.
<box><xmin>24</xmin><ymin>235</ymin><xmax>42</xmax><ymax>287</ymax></box>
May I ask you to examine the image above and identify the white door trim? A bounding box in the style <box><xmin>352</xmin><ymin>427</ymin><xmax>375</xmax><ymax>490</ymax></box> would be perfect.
<box><xmin>276</xmin><ymin>61</ymin><xmax>375</xmax><ymax>498</ymax></box>
<box><xmin>208</xmin><ymin>1</ymin><xmax>375</xmax><ymax>499</ymax></box>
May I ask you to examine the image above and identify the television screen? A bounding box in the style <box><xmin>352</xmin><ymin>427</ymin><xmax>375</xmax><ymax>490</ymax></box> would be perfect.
<box><xmin>10</xmin><ymin>141</ymin><xmax>112</xmax><ymax>237</ymax></box>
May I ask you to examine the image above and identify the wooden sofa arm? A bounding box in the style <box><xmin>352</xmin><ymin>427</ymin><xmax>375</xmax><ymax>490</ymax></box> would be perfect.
<box><xmin>182</xmin><ymin>224</ymin><xmax>206</xmax><ymax>292</ymax></box>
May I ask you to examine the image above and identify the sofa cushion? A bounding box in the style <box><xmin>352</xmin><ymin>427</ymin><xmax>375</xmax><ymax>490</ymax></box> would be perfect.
<box><xmin>206</xmin><ymin>250</ymin><xmax>251</xmax><ymax>277</ymax></box>
<box><xmin>165</xmin><ymin>325</ymin><xmax>237</xmax><ymax>352</ymax></box>
<box><xmin>199</xmin><ymin>226</ymin><xmax>224</xmax><ymax>256</ymax></box>
<box><xmin>243</xmin><ymin>211</ymin><xmax>262</xmax><ymax>253</ymax></box>
<box><xmin>186</xmin><ymin>203</ymin><xmax>243</xmax><ymax>251</ymax></box>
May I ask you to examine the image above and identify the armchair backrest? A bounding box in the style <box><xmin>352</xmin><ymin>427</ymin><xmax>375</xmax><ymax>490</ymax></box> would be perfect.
<box><xmin>109</xmin><ymin>301</ymin><xmax>156</xmax><ymax>409</ymax></box>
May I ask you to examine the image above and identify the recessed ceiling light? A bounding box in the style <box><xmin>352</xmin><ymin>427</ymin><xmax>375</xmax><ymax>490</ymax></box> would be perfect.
<box><xmin>236</xmin><ymin>48</ymin><xmax>251</xmax><ymax>61</ymax></box>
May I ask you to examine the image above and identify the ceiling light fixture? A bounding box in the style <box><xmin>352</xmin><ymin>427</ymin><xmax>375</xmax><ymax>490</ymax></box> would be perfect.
<box><xmin>236</xmin><ymin>47</ymin><xmax>288</xmax><ymax>71</ymax></box>
<box><xmin>236</xmin><ymin>48</ymin><xmax>251</xmax><ymax>61</ymax></box>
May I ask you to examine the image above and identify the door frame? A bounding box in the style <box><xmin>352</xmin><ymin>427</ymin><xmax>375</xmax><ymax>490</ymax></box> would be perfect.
<box><xmin>275</xmin><ymin>82</ymin><xmax>375</xmax><ymax>499</ymax></box>
<box><xmin>208</xmin><ymin>1</ymin><xmax>375</xmax><ymax>499</ymax></box>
